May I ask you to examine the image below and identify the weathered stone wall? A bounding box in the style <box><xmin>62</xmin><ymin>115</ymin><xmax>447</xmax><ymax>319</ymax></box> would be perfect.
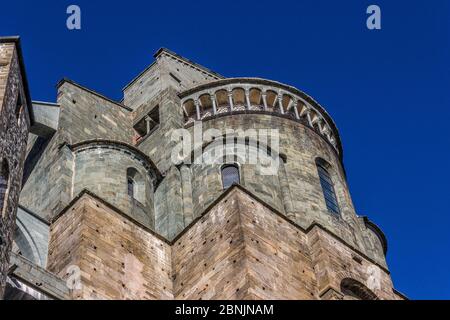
<box><xmin>189</xmin><ymin>142</ymin><xmax>286</xmax><ymax>219</ymax></box>
<box><xmin>0</xmin><ymin>40</ymin><xmax>31</xmax><ymax>299</ymax></box>
<box><xmin>123</xmin><ymin>49</ymin><xmax>221</xmax><ymax>111</ymax></box>
<box><xmin>20</xmin><ymin>80</ymin><xmax>133</xmax><ymax>220</ymax></box>
<box><xmin>16</xmin><ymin>46</ymin><xmax>398</xmax><ymax>300</ymax></box>
<box><xmin>47</xmin><ymin>194</ymin><xmax>173</xmax><ymax>300</ymax></box>
<box><xmin>72</xmin><ymin>145</ymin><xmax>156</xmax><ymax>228</ymax></box>
<box><xmin>134</xmin><ymin>87</ymin><xmax>184</xmax><ymax>173</ymax></box>
<box><xmin>308</xmin><ymin>226</ymin><xmax>396</xmax><ymax>300</ymax></box>
<box><xmin>187</xmin><ymin>114</ymin><xmax>387</xmax><ymax>268</ymax></box>
<box><xmin>123</xmin><ymin>63</ymin><xmax>161</xmax><ymax>111</ymax></box>
<box><xmin>154</xmin><ymin>166</ymin><xmax>184</xmax><ymax>239</ymax></box>
<box><xmin>156</xmin><ymin>52</ymin><xmax>221</xmax><ymax>91</ymax></box>
<box><xmin>47</xmin><ymin>187</ymin><xmax>397</xmax><ymax>300</ymax></box>
<box><xmin>126</xmin><ymin>49</ymin><xmax>221</xmax><ymax>174</ymax></box>
<box><xmin>57</xmin><ymin>81</ymin><xmax>133</xmax><ymax>144</ymax></box>
<box><xmin>13</xmin><ymin>206</ymin><xmax>50</xmax><ymax>267</ymax></box>
<box><xmin>19</xmin><ymin>136</ymin><xmax>73</xmax><ymax>220</ymax></box>
<box><xmin>172</xmin><ymin>187</ymin><xmax>317</xmax><ymax>300</ymax></box>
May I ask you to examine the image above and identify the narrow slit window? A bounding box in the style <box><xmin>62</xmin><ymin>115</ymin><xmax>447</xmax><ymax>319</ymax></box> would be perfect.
<box><xmin>16</xmin><ymin>94</ymin><xmax>23</xmax><ymax>124</ymax></box>
<box><xmin>126</xmin><ymin>168</ymin><xmax>146</xmax><ymax>204</ymax></box>
<box><xmin>127</xmin><ymin>178</ymin><xmax>134</xmax><ymax>199</ymax></box>
<box><xmin>317</xmin><ymin>164</ymin><xmax>340</xmax><ymax>215</ymax></box>
<box><xmin>0</xmin><ymin>159</ymin><xmax>10</xmax><ymax>217</ymax></box>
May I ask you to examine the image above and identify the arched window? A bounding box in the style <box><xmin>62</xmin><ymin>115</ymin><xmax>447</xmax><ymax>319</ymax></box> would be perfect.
<box><xmin>1</xmin><ymin>159</ymin><xmax>10</xmax><ymax>217</ymax></box>
<box><xmin>221</xmin><ymin>164</ymin><xmax>240</xmax><ymax>189</ymax></box>
<box><xmin>316</xmin><ymin>159</ymin><xmax>340</xmax><ymax>215</ymax></box>
<box><xmin>126</xmin><ymin>168</ymin><xmax>145</xmax><ymax>204</ymax></box>
<box><xmin>340</xmin><ymin>278</ymin><xmax>378</xmax><ymax>300</ymax></box>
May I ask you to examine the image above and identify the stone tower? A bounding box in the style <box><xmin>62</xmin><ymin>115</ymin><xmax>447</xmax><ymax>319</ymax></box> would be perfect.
<box><xmin>0</xmin><ymin>37</ymin><xmax>33</xmax><ymax>299</ymax></box>
<box><xmin>4</xmin><ymin>45</ymin><xmax>405</xmax><ymax>300</ymax></box>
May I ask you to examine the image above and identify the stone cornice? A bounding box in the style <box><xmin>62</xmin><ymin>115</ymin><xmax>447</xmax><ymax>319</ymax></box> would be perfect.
<box><xmin>154</xmin><ymin>48</ymin><xmax>224</xmax><ymax>80</ymax></box>
<box><xmin>68</xmin><ymin>139</ymin><xmax>163</xmax><ymax>184</ymax></box>
<box><xmin>121</xmin><ymin>47</ymin><xmax>224</xmax><ymax>93</ymax></box>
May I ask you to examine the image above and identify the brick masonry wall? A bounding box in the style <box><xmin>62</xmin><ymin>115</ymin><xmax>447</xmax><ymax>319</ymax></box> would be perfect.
<box><xmin>47</xmin><ymin>195</ymin><xmax>173</xmax><ymax>300</ymax></box>
<box><xmin>307</xmin><ymin>225</ymin><xmax>397</xmax><ymax>299</ymax></box>
<box><xmin>172</xmin><ymin>187</ymin><xmax>317</xmax><ymax>300</ymax></box>
<box><xmin>47</xmin><ymin>187</ymin><xmax>397</xmax><ymax>300</ymax></box>
<box><xmin>0</xmin><ymin>41</ymin><xmax>30</xmax><ymax>299</ymax></box>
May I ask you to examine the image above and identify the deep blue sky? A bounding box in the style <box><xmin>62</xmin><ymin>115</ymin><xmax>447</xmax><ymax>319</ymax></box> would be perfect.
<box><xmin>2</xmin><ymin>1</ymin><xmax>449</xmax><ymax>299</ymax></box>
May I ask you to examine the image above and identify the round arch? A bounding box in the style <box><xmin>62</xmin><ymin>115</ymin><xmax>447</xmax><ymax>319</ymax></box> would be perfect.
<box><xmin>340</xmin><ymin>278</ymin><xmax>379</xmax><ymax>300</ymax></box>
<box><xmin>13</xmin><ymin>218</ymin><xmax>43</xmax><ymax>266</ymax></box>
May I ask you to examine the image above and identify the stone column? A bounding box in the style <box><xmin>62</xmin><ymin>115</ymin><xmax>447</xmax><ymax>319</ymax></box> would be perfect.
<box><xmin>245</xmin><ymin>88</ymin><xmax>251</xmax><ymax>110</ymax></box>
<box><xmin>262</xmin><ymin>92</ymin><xmax>268</xmax><ymax>111</ymax></box>
<box><xmin>227</xmin><ymin>89</ymin><xmax>234</xmax><ymax>111</ymax></box>
<box><xmin>292</xmin><ymin>100</ymin><xmax>300</xmax><ymax>119</ymax></box>
<box><xmin>277</xmin><ymin>94</ymin><xmax>285</xmax><ymax>114</ymax></box>
<box><xmin>194</xmin><ymin>99</ymin><xmax>201</xmax><ymax>120</ymax></box>
<box><xmin>145</xmin><ymin>116</ymin><xmax>152</xmax><ymax>135</ymax></box>
<box><xmin>210</xmin><ymin>93</ymin><xmax>217</xmax><ymax>115</ymax></box>
<box><xmin>307</xmin><ymin>112</ymin><xmax>313</xmax><ymax>127</ymax></box>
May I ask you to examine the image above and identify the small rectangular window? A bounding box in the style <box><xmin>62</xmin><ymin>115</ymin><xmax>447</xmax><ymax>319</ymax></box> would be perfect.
<box><xmin>133</xmin><ymin>106</ymin><xmax>160</xmax><ymax>142</ymax></box>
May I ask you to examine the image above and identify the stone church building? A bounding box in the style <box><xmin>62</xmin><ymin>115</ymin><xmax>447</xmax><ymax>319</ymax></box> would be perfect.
<box><xmin>0</xmin><ymin>36</ymin><xmax>405</xmax><ymax>300</ymax></box>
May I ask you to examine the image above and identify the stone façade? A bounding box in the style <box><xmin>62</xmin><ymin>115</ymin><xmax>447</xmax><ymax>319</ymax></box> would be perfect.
<box><xmin>47</xmin><ymin>186</ymin><xmax>399</xmax><ymax>300</ymax></box>
<box><xmin>1</xmin><ymin>43</ymin><xmax>405</xmax><ymax>300</ymax></box>
<box><xmin>0</xmin><ymin>37</ymin><xmax>32</xmax><ymax>299</ymax></box>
